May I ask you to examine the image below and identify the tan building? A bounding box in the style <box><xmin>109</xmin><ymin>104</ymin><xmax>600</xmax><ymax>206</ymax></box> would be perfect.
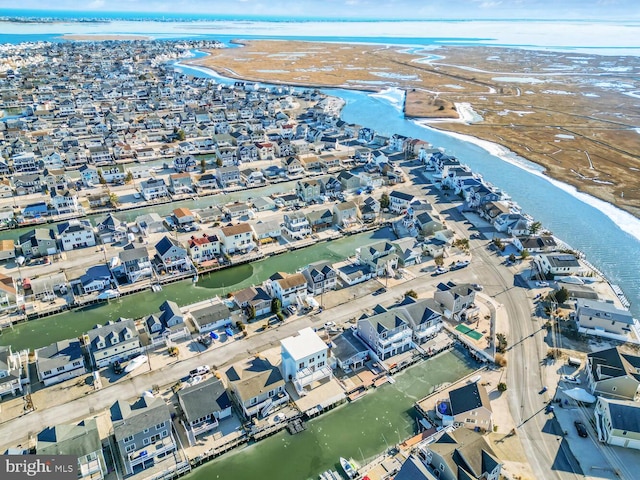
<box><xmin>448</xmin><ymin>382</ymin><xmax>493</xmax><ymax>431</ymax></box>
<box><xmin>595</xmin><ymin>397</ymin><xmax>640</xmax><ymax>450</ymax></box>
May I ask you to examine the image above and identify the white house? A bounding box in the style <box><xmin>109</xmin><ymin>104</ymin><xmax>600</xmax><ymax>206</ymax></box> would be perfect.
<box><xmin>85</xmin><ymin>319</ymin><xmax>143</xmax><ymax>368</ymax></box>
<box><xmin>535</xmin><ymin>253</ymin><xmax>584</xmax><ymax>276</ymax></box>
<box><xmin>265</xmin><ymin>272</ymin><xmax>307</xmax><ymax>308</ymax></box>
<box><xmin>140</xmin><ymin>178</ymin><xmax>169</xmax><ymax>201</ymax></box>
<box><xmin>35</xmin><ymin>339</ymin><xmax>86</xmax><ymax>386</ymax></box>
<box><xmin>281</xmin><ymin>327</ymin><xmax>332</xmax><ymax>394</ymax></box>
<box><xmin>187</xmin><ymin>233</ymin><xmax>220</xmax><ymax>264</ymax></box>
<box><xmin>389</xmin><ymin>190</ymin><xmax>415</xmax><ymax>214</ymax></box>
<box><xmin>57</xmin><ymin>220</ymin><xmax>96</xmax><ymax>251</ymax></box>
<box><xmin>0</xmin><ymin>345</ymin><xmax>24</xmax><ymax>397</ymax></box>
<box><xmin>190</xmin><ymin>301</ymin><xmax>233</xmax><ymax>333</ymax></box>
<box><xmin>574</xmin><ymin>299</ymin><xmax>635</xmax><ymax>338</ymax></box>
<box><xmin>595</xmin><ymin>397</ymin><xmax>640</xmax><ymax>450</ymax></box>
<box><xmin>218</xmin><ymin>223</ymin><xmax>255</xmax><ymax>254</ymax></box>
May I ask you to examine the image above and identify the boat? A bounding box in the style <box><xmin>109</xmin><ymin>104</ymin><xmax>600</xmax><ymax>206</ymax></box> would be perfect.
<box><xmin>339</xmin><ymin>457</ymin><xmax>357</xmax><ymax>479</ymax></box>
<box><xmin>124</xmin><ymin>355</ymin><xmax>148</xmax><ymax>373</ymax></box>
<box><xmin>97</xmin><ymin>289</ymin><xmax>120</xmax><ymax>300</ymax></box>
<box><xmin>319</xmin><ymin>471</ymin><xmax>341</xmax><ymax>480</ymax></box>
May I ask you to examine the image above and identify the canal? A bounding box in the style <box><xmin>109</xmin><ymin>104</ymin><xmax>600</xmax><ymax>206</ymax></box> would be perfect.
<box><xmin>0</xmin><ymin>227</ymin><xmax>395</xmax><ymax>351</ymax></box>
<box><xmin>186</xmin><ymin>348</ymin><xmax>477</xmax><ymax>480</ymax></box>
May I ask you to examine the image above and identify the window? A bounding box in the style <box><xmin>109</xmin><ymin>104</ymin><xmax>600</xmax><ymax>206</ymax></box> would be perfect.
<box><xmin>155</xmin><ymin>422</ymin><xmax>165</xmax><ymax>430</ymax></box>
<box><xmin>124</xmin><ymin>435</ymin><xmax>134</xmax><ymax>443</ymax></box>
<box><xmin>162</xmin><ymin>430</ymin><xmax>168</xmax><ymax>438</ymax></box>
<box><xmin>72</xmin><ymin>361</ymin><xmax>81</xmax><ymax>367</ymax></box>
<box><xmin>318</xmin><ymin>362</ymin><xmax>325</xmax><ymax>368</ymax></box>
<box><xmin>143</xmin><ymin>438</ymin><xmax>150</xmax><ymax>446</ymax></box>
<box><xmin>125</xmin><ymin>444</ymin><xmax>136</xmax><ymax>453</ymax></box>
<box><xmin>143</xmin><ymin>428</ymin><xmax>149</xmax><ymax>434</ymax></box>
<box><xmin>57</xmin><ymin>366</ymin><xmax>65</xmax><ymax>372</ymax></box>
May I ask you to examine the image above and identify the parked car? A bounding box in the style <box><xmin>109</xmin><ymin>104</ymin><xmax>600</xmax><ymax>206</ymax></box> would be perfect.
<box><xmin>112</xmin><ymin>360</ymin><xmax>123</xmax><ymax>374</ymax></box>
<box><xmin>372</xmin><ymin>287</ymin><xmax>387</xmax><ymax>296</ymax></box>
<box><xmin>561</xmin><ymin>375</ymin><xmax>581</xmax><ymax>384</ymax></box>
<box><xmin>471</xmin><ymin>283</ymin><xmax>483</xmax><ymax>291</ymax></box>
<box><xmin>434</xmin><ymin>267</ymin><xmax>448</xmax><ymax>276</ymax></box>
<box><xmin>190</xmin><ymin>365</ymin><xmax>210</xmax><ymax>377</ymax></box>
<box><xmin>574</xmin><ymin>421</ymin><xmax>588</xmax><ymax>438</ymax></box>
<box><xmin>536</xmin><ymin>281</ymin><xmax>549</xmax><ymax>287</ymax></box>
<box><xmin>454</xmin><ymin>260</ymin><xmax>470</xmax><ymax>269</ymax></box>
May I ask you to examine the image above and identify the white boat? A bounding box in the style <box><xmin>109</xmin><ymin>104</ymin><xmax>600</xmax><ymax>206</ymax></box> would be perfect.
<box><xmin>339</xmin><ymin>457</ymin><xmax>357</xmax><ymax>479</ymax></box>
<box><xmin>97</xmin><ymin>289</ymin><xmax>120</xmax><ymax>300</ymax></box>
<box><xmin>124</xmin><ymin>355</ymin><xmax>148</xmax><ymax>373</ymax></box>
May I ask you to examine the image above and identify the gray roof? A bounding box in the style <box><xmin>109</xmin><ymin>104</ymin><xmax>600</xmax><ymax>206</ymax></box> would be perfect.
<box><xmin>191</xmin><ymin>302</ymin><xmax>231</xmax><ymax>325</ymax></box>
<box><xmin>178</xmin><ymin>377</ymin><xmax>231</xmax><ymax>423</ymax></box>
<box><xmin>37</xmin><ymin>419</ymin><xmax>102</xmax><ymax>456</ymax></box>
<box><xmin>36</xmin><ymin>339</ymin><xmax>83</xmax><ymax>372</ymax></box>
<box><xmin>369</xmin><ymin>310</ymin><xmax>410</xmax><ymax>334</ymax></box>
<box><xmin>428</xmin><ymin>428</ymin><xmax>500</xmax><ymax>478</ymax></box>
<box><xmin>224</xmin><ymin>357</ymin><xmax>284</xmax><ymax>402</ymax></box>
<box><xmin>543</xmin><ymin>253</ymin><xmax>580</xmax><ymax>268</ymax></box>
<box><xmin>331</xmin><ymin>329</ymin><xmax>369</xmax><ymax>362</ymax></box>
<box><xmin>87</xmin><ymin>319</ymin><xmax>139</xmax><ymax>348</ymax></box>
<box><xmin>395</xmin><ymin>455</ymin><xmax>437</xmax><ymax>480</ymax></box>
<box><xmin>449</xmin><ymin>383</ymin><xmax>491</xmax><ymax>416</ymax></box>
<box><xmin>576</xmin><ymin>299</ymin><xmax>633</xmax><ymax>325</ymax></box>
<box><xmin>119</xmin><ymin>246</ymin><xmax>149</xmax><ymax>263</ymax></box>
<box><xmin>111</xmin><ymin>396</ymin><xmax>170</xmax><ymax>441</ymax></box>
<box><xmin>588</xmin><ymin>347</ymin><xmax>640</xmax><ymax>383</ymax></box>
<box><xmin>604</xmin><ymin>399</ymin><xmax>640</xmax><ymax>433</ymax></box>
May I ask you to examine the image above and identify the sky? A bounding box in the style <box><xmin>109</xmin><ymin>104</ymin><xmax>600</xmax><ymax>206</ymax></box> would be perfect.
<box><xmin>3</xmin><ymin>0</ymin><xmax>640</xmax><ymax>20</ymax></box>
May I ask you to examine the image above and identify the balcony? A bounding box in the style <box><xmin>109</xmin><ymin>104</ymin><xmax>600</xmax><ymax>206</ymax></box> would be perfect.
<box><xmin>128</xmin><ymin>437</ymin><xmax>175</xmax><ymax>466</ymax></box>
<box><xmin>190</xmin><ymin>417</ymin><xmax>218</xmax><ymax>437</ymax></box>
<box><xmin>377</xmin><ymin>330</ymin><xmax>411</xmax><ymax>347</ymax></box>
<box><xmin>294</xmin><ymin>365</ymin><xmax>332</xmax><ymax>392</ymax></box>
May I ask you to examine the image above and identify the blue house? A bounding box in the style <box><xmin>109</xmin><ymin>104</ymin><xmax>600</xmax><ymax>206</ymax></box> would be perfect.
<box><xmin>22</xmin><ymin>202</ymin><xmax>49</xmax><ymax>219</ymax></box>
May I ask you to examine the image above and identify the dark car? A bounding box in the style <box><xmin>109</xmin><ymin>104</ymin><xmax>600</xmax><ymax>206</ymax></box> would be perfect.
<box><xmin>112</xmin><ymin>360</ymin><xmax>123</xmax><ymax>374</ymax></box>
<box><xmin>372</xmin><ymin>287</ymin><xmax>387</xmax><ymax>296</ymax></box>
<box><xmin>574</xmin><ymin>421</ymin><xmax>588</xmax><ymax>438</ymax></box>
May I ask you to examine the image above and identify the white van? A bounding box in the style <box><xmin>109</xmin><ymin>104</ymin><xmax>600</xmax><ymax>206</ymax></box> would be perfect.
<box><xmin>567</xmin><ymin>357</ymin><xmax>581</xmax><ymax>367</ymax></box>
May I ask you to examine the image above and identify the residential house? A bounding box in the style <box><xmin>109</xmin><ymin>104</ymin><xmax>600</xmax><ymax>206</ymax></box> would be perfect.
<box><xmin>392</xmin><ymin>237</ymin><xmax>423</xmax><ymax>267</ymax></box>
<box><xmin>418</xmin><ymin>427</ymin><xmax>501</xmax><ymax>480</ymax></box>
<box><xmin>331</xmin><ymin>328</ymin><xmax>370</xmax><ymax>371</ymax></box>
<box><xmin>298</xmin><ymin>154</ymin><xmax>321</xmax><ymax>171</ymax></box>
<box><xmin>296</xmin><ymin>179</ymin><xmax>322</xmax><ymax>203</ymax></box>
<box><xmin>251</xmin><ymin>196</ymin><xmax>277</xmax><ymax>212</ymax></box>
<box><xmin>415</xmin><ymin>211</ymin><xmax>443</xmax><ymax>237</ymax></box>
<box><xmin>0</xmin><ymin>346</ymin><xmax>24</xmax><ymax>397</ymax></box>
<box><xmin>36</xmin><ymin>419</ymin><xmax>107</xmax><ymax>480</ymax></box>
<box><xmin>241</xmin><ymin>168</ymin><xmax>266</xmax><ymax>187</ymax></box>
<box><xmin>140</xmin><ymin>178</ymin><xmax>169</xmax><ymax>201</ymax></box>
<box><xmin>42</xmin><ymin>168</ymin><xmax>70</xmax><ymax>191</ymax></box>
<box><xmin>21</xmin><ymin>201</ymin><xmax>49</xmax><ymax>219</ymax></box>
<box><xmin>434</xmin><ymin>282</ymin><xmax>477</xmax><ymax>320</ymax></box>
<box><xmin>87</xmin><ymin>192</ymin><xmax>111</xmax><ymax>209</ymax></box>
<box><xmin>586</xmin><ymin>347</ymin><xmax>640</xmax><ymax>400</ymax></box>
<box><xmin>306</xmin><ymin>208</ymin><xmax>334</xmax><ymax>232</ymax></box>
<box><xmin>94</xmin><ymin>213</ymin><xmax>127</xmax><ymax>244</ymax></box>
<box><xmin>360</xmin><ymin>196</ymin><xmax>380</xmax><ymax>222</ymax></box>
<box><xmin>0</xmin><ymin>273</ymin><xmax>18</xmax><ymax>310</ymax></box>
<box><xmin>265</xmin><ymin>272</ymin><xmax>307</xmax><ymax>308</ymax></box>
<box><xmin>400</xmin><ymin>298</ymin><xmax>443</xmax><ymax>345</ymax></box>
<box><xmin>218</xmin><ymin>223</ymin><xmax>255</xmax><ymax>254</ymax></box>
<box><xmin>85</xmin><ymin>319</ymin><xmax>143</xmax><ymax>369</ymax></box>
<box><xmin>18</xmin><ymin>228</ymin><xmax>57</xmax><ymax>258</ymax></box>
<box><xmin>72</xmin><ymin>265</ymin><xmax>114</xmax><ymax>295</ymax></box>
<box><xmin>282</xmin><ymin>212</ymin><xmax>312</xmax><ymax>240</ymax></box>
<box><xmin>173</xmin><ymin>155</ymin><xmax>197</xmax><ymax>173</ymax></box>
<box><xmin>535</xmin><ymin>253</ymin><xmax>584</xmax><ymax>277</ymax></box>
<box><xmin>187</xmin><ymin>233</ymin><xmax>220</xmax><ymax>264</ymax></box>
<box><xmin>233</xmin><ymin>286</ymin><xmax>272</xmax><ymax>318</ymax></box>
<box><xmin>594</xmin><ymin>397</ymin><xmax>640</xmax><ymax>450</ymax></box>
<box><xmin>216</xmin><ymin>166</ymin><xmax>241</xmax><ymax>188</ymax></box>
<box><xmin>118</xmin><ymin>247</ymin><xmax>152</xmax><ymax>283</ymax></box>
<box><xmin>223</xmin><ymin>202</ymin><xmax>251</xmax><ymax>219</ymax></box>
<box><xmin>110</xmin><ymin>396</ymin><xmax>175</xmax><ymax>476</ymax></box>
<box><xmin>57</xmin><ymin>220</ymin><xmax>96</xmax><ymax>251</ymax></box>
<box><xmin>281</xmin><ymin>327</ymin><xmax>332</xmax><ymax>394</ymax></box>
<box><xmin>337</xmin><ymin>263</ymin><xmax>373</xmax><ymax>286</ymax></box>
<box><xmin>135</xmin><ymin>213</ymin><xmax>166</xmax><ymax>235</ymax></box>
<box><xmin>178</xmin><ymin>377</ymin><xmax>232</xmax><ymax>444</ymax></box>
<box><xmin>302</xmin><ymin>261</ymin><xmax>337</xmax><ymax>295</ymax></box>
<box><xmin>79</xmin><ymin>165</ymin><xmax>99</xmax><ymax>186</ymax></box>
<box><xmin>356</xmin><ymin>240</ymin><xmax>399</xmax><ymax>277</ymax></box>
<box><xmin>337</xmin><ymin>170</ymin><xmax>361</xmax><ymax>191</ymax></box>
<box><xmin>189</xmin><ymin>301</ymin><xmax>232</xmax><ymax>333</ymax></box>
<box><xmin>50</xmin><ymin>188</ymin><xmax>80</xmax><ymax>215</ymax></box>
<box><xmin>513</xmin><ymin>235</ymin><xmax>558</xmax><ymax>253</ymax></box>
<box><xmin>35</xmin><ymin>339</ymin><xmax>86</xmax><ymax>386</ymax></box>
<box><xmin>318</xmin><ymin>153</ymin><xmax>341</xmax><ymax>170</ymax></box>
<box><xmin>357</xmin><ymin>308</ymin><xmax>414</xmax><ymax>361</ymax></box>
<box><xmin>197</xmin><ymin>173</ymin><xmax>219</xmax><ymax>190</ymax></box>
<box><xmin>224</xmin><ymin>357</ymin><xmax>288</xmax><ymax>419</ymax></box>
<box><xmin>99</xmin><ymin>166</ymin><xmax>125</xmax><ymax>184</ymax></box>
<box><xmin>155</xmin><ymin>236</ymin><xmax>190</xmax><ymax>272</ymax></box>
<box><xmin>13</xmin><ymin>173</ymin><xmax>42</xmax><ymax>195</ymax></box>
<box><xmin>173</xmin><ymin>207</ymin><xmax>196</xmax><ymax>226</ymax></box>
<box><xmin>169</xmin><ymin>173</ymin><xmax>193</xmax><ymax>194</ymax></box>
<box><xmin>394</xmin><ymin>455</ymin><xmax>436</xmax><ymax>480</ymax></box>
<box><xmin>574</xmin><ymin>299</ymin><xmax>634</xmax><ymax>337</ymax></box>
<box><xmin>447</xmin><ymin>382</ymin><xmax>493</xmax><ymax>431</ymax></box>
<box><xmin>389</xmin><ymin>190</ymin><xmax>415</xmax><ymax>214</ymax></box>
<box><xmin>320</xmin><ymin>176</ymin><xmax>342</xmax><ymax>197</ymax></box>
<box><xmin>333</xmin><ymin>200</ymin><xmax>360</xmax><ymax>228</ymax></box>
<box><xmin>145</xmin><ymin>300</ymin><xmax>189</xmax><ymax>343</ymax></box>
<box><xmin>282</xmin><ymin>156</ymin><xmax>304</xmax><ymax>176</ymax></box>
<box><xmin>250</xmin><ymin>220</ymin><xmax>282</xmax><ymax>245</ymax></box>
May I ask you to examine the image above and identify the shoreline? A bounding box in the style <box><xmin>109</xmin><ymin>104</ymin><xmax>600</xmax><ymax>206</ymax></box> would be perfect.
<box><xmin>60</xmin><ymin>34</ymin><xmax>152</xmax><ymax>41</ymax></box>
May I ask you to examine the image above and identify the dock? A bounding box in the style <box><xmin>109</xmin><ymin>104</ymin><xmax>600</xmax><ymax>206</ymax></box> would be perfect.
<box><xmin>286</xmin><ymin>418</ymin><xmax>306</xmax><ymax>435</ymax></box>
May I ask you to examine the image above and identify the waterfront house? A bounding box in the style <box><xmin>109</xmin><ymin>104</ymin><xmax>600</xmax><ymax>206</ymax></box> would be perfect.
<box><xmin>281</xmin><ymin>327</ymin><xmax>332</xmax><ymax>394</ymax></box>
<box><xmin>389</xmin><ymin>190</ymin><xmax>414</xmax><ymax>214</ymax></box>
<box><xmin>337</xmin><ymin>170</ymin><xmax>361</xmax><ymax>191</ymax></box>
<box><xmin>135</xmin><ymin>213</ymin><xmax>166</xmax><ymax>235</ymax></box>
<box><xmin>434</xmin><ymin>282</ymin><xmax>477</xmax><ymax>321</ymax></box>
<box><xmin>219</xmin><ymin>223</ymin><xmax>255</xmax><ymax>254</ymax></box>
<box><xmin>87</xmin><ymin>192</ymin><xmax>111</xmax><ymax>209</ymax></box>
<box><xmin>35</xmin><ymin>339</ymin><xmax>86</xmax><ymax>387</ymax></box>
<box><xmin>169</xmin><ymin>172</ymin><xmax>193</xmax><ymax>194</ymax></box>
<box><xmin>57</xmin><ymin>220</ymin><xmax>96</xmax><ymax>251</ymax></box>
<box><xmin>391</xmin><ymin>237</ymin><xmax>423</xmax><ymax>267</ymax></box>
<box><xmin>85</xmin><ymin>319</ymin><xmax>143</xmax><ymax>369</ymax></box>
<box><xmin>574</xmin><ymin>298</ymin><xmax>634</xmax><ymax>338</ymax></box>
<box><xmin>415</xmin><ymin>211</ymin><xmax>443</xmax><ymax>237</ymax></box>
<box><xmin>190</xmin><ymin>301</ymin><xmax>232</xmax><ymax>333</ymax></box>
<box><xmin>223</xmin><ymin>202</ymin><xmax>251</xmax><ymax>219</ymax></box>
<box><xmin>586</xmin><ymin>347</ymin><xmax>640</xmax><ymax>401</ymax></box>
<box><xmin>94</xmin><ymin>213</ymin><xmax>127</xmax><ymax>244</ymax></box>
<box><xmin>13</xmin><ymin>173</ymin><xmax>42</xmax><ymax>195</ymax></box>
<box><xmin>42</xmin><ymin>169</ymin><xmax>70</xmax><ymax>191</ymax></box>
<box><xmin>357</xmin><ymin>308</ymin><xmax>414</xmax><ymax>361</ymax></box>
<box><xmin>331</xmin><ymin>328</ymin><xmax>370</xmax><ymax>371</ymax></box>
<box><xmin>361</xmin><ymin>196</ymin><xmax>380</xmax><ymax>222</ymax></box>
<box><xmin>224</xmin><ymin>356</ymin><xmax>288</xmax><ymax>419</ymax></box>
<box><xmin>594</xmin><ymin>397</ymin><xmax>640</xmax><ymax>450</ymax></box>
<box><xmin>241</xmin><ymin>168</ymin><xmax>266</xmax><ymax>187</ymax></box>
<box><xmin>111</xmin><ymin>395</ymin><xmax>176</xmax><ymax>476</ymax></box>
<box><xmin>155</xmin><ymin>236</ymin><xmax>190</xmax><ymax>273</ymax></box>
<box><xmin>0</xmin><ymin>273</ymin><xmax>18</xmax><ymax>309</ymax></box>
<box><xmin>513</xmin><ymin>235</ymin><xmax>558</xmax><ymax>253</ymax></box>
<box><xmin>282</xmin><ymin>156</ymin><xmax>304</xmax><ymax>176</ymax></box>
<box><xmin>394</xmin><ymin>455</ymin><xmax>434</xmax><ymax>480</ymax></box>
<box><xmin>296</xmin><ymin>179</ymin><xmax>322</xmax><ymax>203</ymax></box>
<box><xmin>299</xmin><ymin>154</ymin><xmax>321</xmax><ymax>171</ymax></box>
<box><xmin>19</xmin><ymin>228</ymin><xmax>57</xmax><ymax>258</ymax></box>
<box><xmin>172</xmin><ymin>207</ymin><xmax>196</xmax><ymax>226</ymax></box>
<box><xmin>320</xmin><ymin>175</ymin><xmax>343</xmax><ymax>196</ymax></box>
<box><xmin>282</xmin><ymin>212</ymin><xmax>312</xmax><ymax>240</ymax></box>
<box><xmin>447</xmin><ymin>382</ymin><xmax>493</xmax><ymax>431</ymax></box>
<box><xmin>145</xmin><ymin>300</ymin><xmax>189</xmax><ymax>344</ymax></box>
<box><xmin>118</xmin><ymin>247</ymin><xmax>152</xmax><ymax>284</ymax></box>
<box><xmin>337</xmin><ymin>264</ymin><xmax>372</xmax><ymax>286</ymax></box>
<box><xmin>178</xmin><ymin>377</ymin><xmax>232</xmax><ymax>445</ymax></box>
<box><xmin>251</xmin><ymin>196</ymin><xmax>277</xmax><ymax>212</ymax></box>
<box><xmin>302</xmin><ymin>261</ymin><xmax>337</xmax><ymax>295</ymax></box>
<box><xmin>0</xmin><ymin>346</ymin><xmax>24</xmax><ymax>398</ymax></box>
<box><xmin>197</xmin><ymin>172</ymin><xmax>218</xmax><ymax>190</ymax></box>
<box><xmin>265</xmin><ymin>272</ymin><xmax>307</xmax><ymax>308</ymax></box>
<box><xmin>140</xmin><ymin>178</ymin><xmax>169</xmax><ymax>201</ymax></box>
<box><xmin>399</xmin><ymin>297</ymin><xmax>443</xmax><ymax>344</ymax></box>
<box><xmin>535</xmin><ymin>253</ymin><xmax>584</xmax><ymax>277</ymax></box>
<box><xmin>418</xmin><ymin>427</ymin><xmax>501</xmax><ymax>480</ymax></box>
<box><xmin>36</xmin><ymin>419</ymin><xmax>107</xmax><ymax>480</ymax></box>
<box><xmin>356</xmin><ymin>240</ymin><xmax>399</xmax><ymax>277</ymax></box>
<box><xmin>233</xmin><ymin>286</ymin><xmax>272</xmax><ymax>318</ymax></box>
<box><xmin>216</xmin><ymin>166</ymin><xmax>241</xmax><ymax>188</ymax></box>
<box><xmin>306</xmin><ymin>208</ymin><xmax>334</xmax><ymax>233</ymax></box>
<box><xmin>99</xmin><ymin>166</ymin><xmax>125</xmax><ymax>184</ymax></box>
<box><xmin>333</xmin><ymin>200</ymin><xmax>360</xmax><ymax>228</ymax></box>
<box><xmin>250</xmin><ymin>220</ymin><xmax>282</xmax><ymax>245</ymax></box>
<box><xmin>173</xmin><ymin>155</ymin><xmax>197</xmax><ymax>173</ymax></box>
<box><xmin>187</xmin><ymin>233</ymin><xmax>220</xmax><ymax>264</ymax></box>
<box><xmin>72</xmin><ymin>265</ymin><xmax>115</xmax><ymax>295</ymax></box>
